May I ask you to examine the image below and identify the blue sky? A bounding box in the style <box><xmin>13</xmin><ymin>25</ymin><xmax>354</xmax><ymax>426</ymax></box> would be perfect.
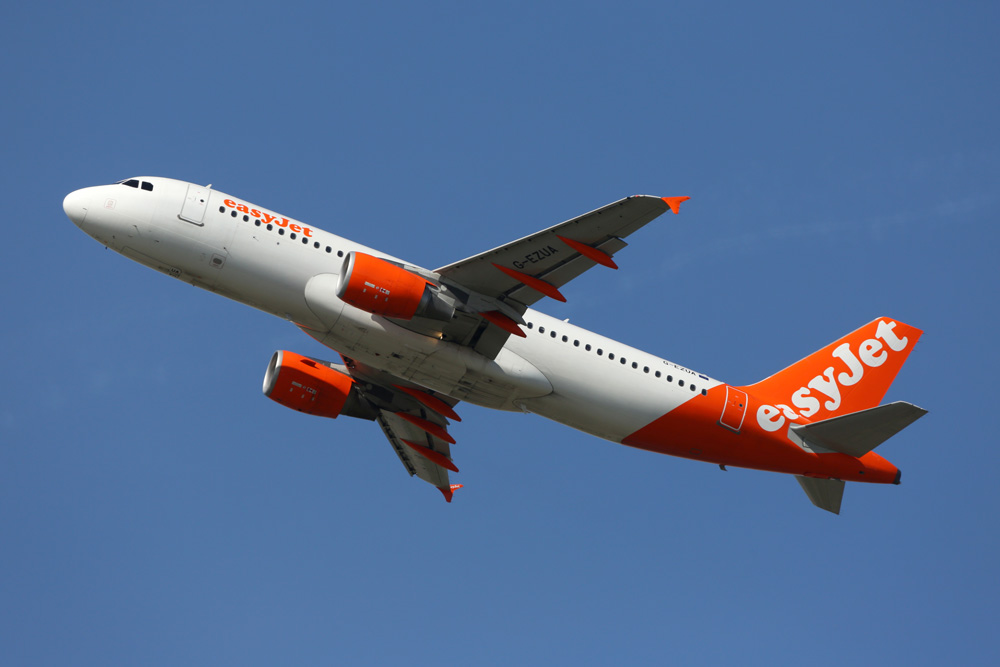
<box><xmin>2</xmin><ymin>1</ymin><xmax>998</xmax><ymax>664</ymax></box>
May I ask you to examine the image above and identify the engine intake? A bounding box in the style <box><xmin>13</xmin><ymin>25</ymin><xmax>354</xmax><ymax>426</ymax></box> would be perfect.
<box><xmin>263</xmin><ymin>350</ymin><xmax>374</xmax><ymax>420</ymax></box>
<box><xmin>337</xmin><ymin>252</ymin><xmax>454</xmax><ymax>321</ymax></box>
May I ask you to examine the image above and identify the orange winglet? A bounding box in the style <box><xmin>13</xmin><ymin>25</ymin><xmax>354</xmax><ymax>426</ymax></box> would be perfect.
<box><xmin>394</xmin><ymin>385</ymin><xmax>462</xmax><ymax>422</ymax></box>
<box><xmin>395</xmin><ymin>412</ymin><xmax>456</xmax><ymax>444</ymax></box>
<box><xmin>402</xmin><ymin>439</ymin><xmax>459</xmax><ymax>472</ymax></box>
<box><xmin>556</xmin><ymin>235</ymin><xmax>618</xmax><ymax>269</ymax></box>
<box><xmin>662</xmin><ymin>196</ymin><xmax>690</xmax><ymax>214</ymax></box>
<box><xmin>437</xmin><ymin>484</ymin><xmax>464</xmax><ymax>503</ymax></box>
<box><xmin>491</xmin><ymin>263</ymin><xmax>566</xmax><ymax>302</ymax></box>
<box><xmin>480</xmin><ymin>310</ymin><xmax>526</xmax><ymax>338</ymax></box>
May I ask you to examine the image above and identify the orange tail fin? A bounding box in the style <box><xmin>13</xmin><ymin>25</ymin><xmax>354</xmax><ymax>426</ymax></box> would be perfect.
<box><xmin>741</xmin><ymin>318</ymin><xmax>922</xmax><ymax>422</ymax></box>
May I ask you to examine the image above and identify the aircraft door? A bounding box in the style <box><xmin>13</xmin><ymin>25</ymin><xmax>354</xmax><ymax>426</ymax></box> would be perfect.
<box><xmin>719</xmin><ymin>386</ymin><xmax>748</xmax><ymax>433</ymax></box>
<box><xmin>179</xmin><ymin>184</ymin><xmax>210</xmax><ymax>225</ymax></box>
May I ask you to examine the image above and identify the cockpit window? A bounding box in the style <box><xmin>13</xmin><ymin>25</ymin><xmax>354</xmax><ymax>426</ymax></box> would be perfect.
<box><xmin>117</xmin><ymin>178</ymin><xmax>153</xmax><ymax>191</ymax></box>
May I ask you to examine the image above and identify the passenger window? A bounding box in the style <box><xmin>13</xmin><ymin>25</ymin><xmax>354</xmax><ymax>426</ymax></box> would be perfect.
<box><xmin>585</xmin><ymin>344</ymin><xmax>591</xmax><ymax>351</ymax></box>
<box><xmin>562</xmin><ymin>335</ymin><xmax>568</xmax><ymax>342</ymax></box>
<box><xmin>539</xmin><ymin>327</ymin><xmax>545</xmax><ymax>334</ymax></box>
<box><xmin>655</xmin><ymin>371</ymin><xmax>661</xmax><ymax>378</ymax></box>
<box><xmin>290</xmin><ymin>233</ymin><xmax>297</xmax><ymax>240</ymax></box>
<box><xmin>679</xmin><ymin>379</ymin><xmax>685</xmax><ymax>387</ymax></box>
<box><xmin>608</xmin><ymin>353</ymin><xmax>615</xmax><ymax>360</ymax></box>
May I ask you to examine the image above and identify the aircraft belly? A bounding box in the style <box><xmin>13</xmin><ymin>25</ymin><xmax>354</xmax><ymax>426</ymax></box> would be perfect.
<box><xmin>305</xmin><ymin>306</ymin><xmax>552</xmax><ymax>410</ymax></box>
<box><xmin>521</xmin><ymin>381</ymin><xmax>689</xmax><ymax>443</ymax></box>
<box><xmin>509</xmin><ymin>349</ymin><xmax>687</xmax><ymax>442</ymax></box>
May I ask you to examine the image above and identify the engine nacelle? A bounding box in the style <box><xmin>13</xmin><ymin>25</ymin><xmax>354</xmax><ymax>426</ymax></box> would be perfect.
<box><xmin>263</xmin><ymin>350</ymin><xmax>369</xmax><ymax>419</ymax></box>
<box><xmin>336</xmin><ymin>251</ymin><xmax>454</xmax><ymax>321</ymax></box>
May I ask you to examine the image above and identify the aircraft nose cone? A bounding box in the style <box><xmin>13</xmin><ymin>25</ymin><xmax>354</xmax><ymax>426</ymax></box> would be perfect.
<box><xmin>63</xmin><ymin>189</ymin><xmax>89</xmax><ymax>227</ymax></box>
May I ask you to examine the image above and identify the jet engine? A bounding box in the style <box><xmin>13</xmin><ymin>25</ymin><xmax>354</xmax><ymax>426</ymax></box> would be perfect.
<box><xmin>337</xmin><ymin>252</ymin><xmax>454</xmax><ymax>321</ymax></box>
<box><xmin>262</xmin><ymin>350</ymin><xmax>374</xmax><ymax>420</ymax></box>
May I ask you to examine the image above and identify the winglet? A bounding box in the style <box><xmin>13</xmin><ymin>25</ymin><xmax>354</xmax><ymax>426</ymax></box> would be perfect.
<box><xmin>662</xmin><ymin>196</ymin><xmax>690</xmax><ymax>214</ymax></box>
<box><xmin>437</xmin><ymin>483</ymin><xmax>464</xmax><ymax>503</ymax></box>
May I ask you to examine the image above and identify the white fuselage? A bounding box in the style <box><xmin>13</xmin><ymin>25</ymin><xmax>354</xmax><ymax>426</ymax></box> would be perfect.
<box><xmin>64</xmin><ymin>177</ymin><xmax>717</xmax><ymax>445</ymax></box>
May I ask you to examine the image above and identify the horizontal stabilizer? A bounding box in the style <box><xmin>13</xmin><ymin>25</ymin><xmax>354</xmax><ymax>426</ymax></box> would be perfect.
<box><xmin>796</xmin><ymin>476</ymin><xmax>845</xmax><ymax>514</ymax></box>
<box><xmin>790</xmin><ymin>401</ymin><xmax>927</xmax><ymax>458</ymax></box>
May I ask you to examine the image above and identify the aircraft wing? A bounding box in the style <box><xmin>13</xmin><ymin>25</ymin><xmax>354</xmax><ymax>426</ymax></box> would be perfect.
<box><xmin>427</xmin><ymin>195</ymin><xmax>686</xmax><ymax>359</ymax></box>
<box><xmin>339</xmin><ymin>354</ymin><xmax>464</xmax><ymax>502</ymax></box>
<box><xmin>436</xmin><ymin>195</ymin><xmax>687</xmax><ymax>308</ymax></box>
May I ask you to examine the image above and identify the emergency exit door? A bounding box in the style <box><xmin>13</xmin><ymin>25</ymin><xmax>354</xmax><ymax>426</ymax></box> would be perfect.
<box><xmin>719</xmin><ymin>386</ymin><xmax>748</xmax><ymax>433</ymax></box>
<box><xmin>179</xmin><ymin>184</ymin><xmax>210</xmax><ymax>224</ymax></box>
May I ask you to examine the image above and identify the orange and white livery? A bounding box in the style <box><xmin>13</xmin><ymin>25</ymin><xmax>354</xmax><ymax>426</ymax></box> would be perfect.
<box><xmin>64</xmin><ymin>177</ymin><xmax>926</xmax><ymax>513</ymax></box>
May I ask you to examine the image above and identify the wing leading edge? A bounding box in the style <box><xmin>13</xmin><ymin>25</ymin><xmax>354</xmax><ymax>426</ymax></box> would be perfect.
<box><xmin>426</xmin><ymin>195</ymin><xmax>687</xmax><ymax>359</ymax></box>
<box><xmin>436</xmin><ymin>195</ymin><xmax>687</xmax><ymax>307</ymax></box>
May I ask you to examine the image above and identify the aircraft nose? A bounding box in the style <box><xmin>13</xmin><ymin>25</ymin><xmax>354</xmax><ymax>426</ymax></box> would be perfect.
<box><xmin>63</xmin><ymin>188</ymin><xmax>89</xmax><ymax>227</ymax></box>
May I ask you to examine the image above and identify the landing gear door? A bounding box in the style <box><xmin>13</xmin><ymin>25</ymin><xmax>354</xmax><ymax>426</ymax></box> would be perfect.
<box><xmin>179</xmin><ymin>184</ymin><xmax>210</xmax><ymax>225</ymax></box>
<box><xmin>719</xmin><ymin>386</ymin><xmax>748</xmax><ymax>433</ymax></box>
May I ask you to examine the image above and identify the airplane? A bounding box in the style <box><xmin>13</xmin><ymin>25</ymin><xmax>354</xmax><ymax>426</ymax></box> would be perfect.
<box><xmin>63</xmin><ymin>176</ymin><xmax>926</xmax><ymax>513</ymax></box>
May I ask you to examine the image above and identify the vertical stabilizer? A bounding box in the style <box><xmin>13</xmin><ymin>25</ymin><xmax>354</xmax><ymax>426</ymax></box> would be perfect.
<box><xmin>742</xmin><ymin>318</ymin><xmax>922</xmax><ymax>422</ymax></box>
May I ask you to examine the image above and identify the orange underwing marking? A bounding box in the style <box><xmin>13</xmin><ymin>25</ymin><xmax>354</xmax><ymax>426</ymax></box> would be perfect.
<box><xmin>491</xmin><ymin>263</ymin><xmax>566</xmax><ymax>302</ymax></box>
<box><xmin>402</xmin><ymin>439</ymin><xmax>460</xmax><ymax>472</ymax></box>
<box><xmin>437</xmin><ymin>484</ymin><xmax>464</xmax><ymax>503</ymax></box>
<box><xmin>395</xmin><ymin>412</ymin><xmax>456</xmax><ymax>444</ymax></box>
<box><xmin>662</xmin><ymin>196</ymin><xmax>691</xmax><ymax>214</ymax></box>
<box><xmin>394</xmin><ymin>385</ymin><xmax>462</xmax><ymax>422</ymax></box>
<box><xmin>555</xmin><ymin>235</ymin><xmax>618</xmax><ymax>269</ymax></box>
<box><xmin>480</xmin><ymin>311</ymin><xmax>527</xmax><ymax>337</ymax></box>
